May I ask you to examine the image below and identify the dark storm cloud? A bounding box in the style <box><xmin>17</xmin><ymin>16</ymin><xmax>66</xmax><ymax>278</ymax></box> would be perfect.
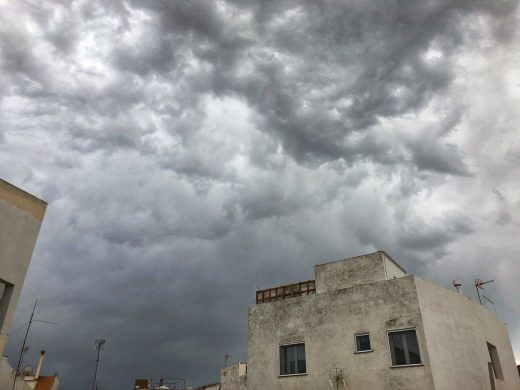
<box><xmin>404</xmin><ymin>111</ymin><xmax>471</xmax><ymax>176</ymax></box>
<box><xmin>399</xmin><ymin>212</ymin><xmax>474</xmax><ymax>252</ymax></box>
<box><xmin>105</xmin><ymin>0</ymin><xmax>513</xmax><ymax>173</ymax></box>
<box><xmin>1</xmin><ymin>0</ymin><xmax>520</xmax><ymax>389</ymax></box>
<box><xmin>0</xmin><ymin>22</ymin><xmax>44</xmax><ymax>84</ymax></box>
<box><xmin>3</xmin><ymin>0</ymin><xmax>514</xmax><ymax>173</ymax></box>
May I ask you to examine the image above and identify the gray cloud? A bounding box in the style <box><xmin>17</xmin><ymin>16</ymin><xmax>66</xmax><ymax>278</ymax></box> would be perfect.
<box><xmin>398</xmin><ymin>212</ymin><xmax>475</xmax><ymax>252</ymax></box>
<box><xmin>1</xmin><ymin>0</ymin><xmax>520</xmax><ymax>388</ymax></box>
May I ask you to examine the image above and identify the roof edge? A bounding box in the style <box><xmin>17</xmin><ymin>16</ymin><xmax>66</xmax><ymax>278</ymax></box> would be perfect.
<box><xmin>0</xmin><ymin>179</ymin><xmax>47</xmax><ymax>220</ymax></box>
<box><xmin>313</xmin><ymin>250</ymin><xmax>387</xmax><ymax>268</ymax></box>
<box><xmin>379</xmin><ymin>250</ymin><xmax>407</xmax><ymax>274</ymax></box>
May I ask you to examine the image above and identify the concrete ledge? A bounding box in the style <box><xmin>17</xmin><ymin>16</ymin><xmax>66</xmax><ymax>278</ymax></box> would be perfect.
<box><xmin>278</xmin><ymin>373</ymin><xmax>308</xmax><ymax>377</ymax></box>
<box><xmin>390</xmin><ymin>364</ymin><xmax>424</xmax><ymax>369</ymax></box>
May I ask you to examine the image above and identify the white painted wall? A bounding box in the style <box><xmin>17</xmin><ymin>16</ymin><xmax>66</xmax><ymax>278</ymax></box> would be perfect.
<box><xmin>382</xmin><ymin>252</ymin><xmax>407</xmax><ymax>280</ymax></box>
<box><xmin>0</xmin><ymin>180</ymin><xmax>46</xmax><ymax>389</ymax></box>
<box><xmin>0</xmin><ymin>180</ymin><xmax>46</xmax><ymax>355</ymax></box>
<box><xmin>416</xmin><ymin>277</ymin><xmax>520</xmax><ymax>390</ymax></box>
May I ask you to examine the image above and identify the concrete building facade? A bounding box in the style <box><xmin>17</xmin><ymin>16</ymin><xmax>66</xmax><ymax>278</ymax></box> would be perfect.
<box><xmin>219</xmin><ymin>363</ymin><xmax>247</xmax><ymax>390</ymax></box>
<box><xmin>0</xmin><ymin>179</ymin><xmax>47</xmax><ymax>390</ymax></box>
<box><xmin>246</xmin><ymin>251</ymin><xmax>520</xmax><ymax>390</ymax></box>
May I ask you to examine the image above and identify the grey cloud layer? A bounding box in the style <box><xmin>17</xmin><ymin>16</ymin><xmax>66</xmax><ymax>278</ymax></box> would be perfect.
<box><xmin>1</xmin><ymin>0</ymin><xmax>519</xmax><ymax>388</ymax></box>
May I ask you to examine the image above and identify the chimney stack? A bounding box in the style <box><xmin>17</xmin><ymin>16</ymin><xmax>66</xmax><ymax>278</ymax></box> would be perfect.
<box><xmin>35</xmin><ymin>350</ymin><xmax>46</xmax><ymax>379</ymax></box>
<box><xmin>453</xmin><ymin>279</ymin><xmax>462</xmax><ymax>294</ymax></box>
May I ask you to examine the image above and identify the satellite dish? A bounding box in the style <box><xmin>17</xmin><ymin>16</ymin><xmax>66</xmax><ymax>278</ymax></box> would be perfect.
<box><xmin>23</xmin><ymin>365</ymin><xmax>33</xmax><ymax>376</ymax></box>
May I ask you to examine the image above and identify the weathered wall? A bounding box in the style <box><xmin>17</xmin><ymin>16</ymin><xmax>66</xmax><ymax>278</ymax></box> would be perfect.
<box><xmin>314</xmin><ymin>252</ymin><xmax>389</xmax><ymax>293</ymax></box>
<box><xmin>0</xmin><ymin>179</ymin><xmax>46</xmax><ymax>356</ymax></box>
<box><xmin>415</xmin><ymin>277</ymin><xmax>520</xmax><ymax>390</ymax></box>
<box><xmin>220</xmin><ymin>363</ymin><xmax>247</xmax><ymax>390</ymax></box>
<box><xmin>248</xmin><ymin>276</ymin><xmax>435</xmax><ymax>390</ymax></box>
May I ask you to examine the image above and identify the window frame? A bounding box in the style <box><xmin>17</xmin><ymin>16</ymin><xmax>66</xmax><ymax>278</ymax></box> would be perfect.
<box><xmin>354</xmin><ymin>333</ymin><xmax>372</xmax><ymax>353</ymax></box>
<box><xmin>387</xmin><ymin>328</ymin><xmax>423</xmax><ymax>367</ymax></box>
<box><xmin>279</xmin><ymin>342</ymin><xmax>307</xmax><ymax>376</ymax></box>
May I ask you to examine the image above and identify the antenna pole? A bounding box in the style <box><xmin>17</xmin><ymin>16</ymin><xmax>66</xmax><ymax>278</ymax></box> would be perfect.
<box><xmin>92</xmin><ymin>339</ymin><xmax>105</xmax><ymax>390</ymax></box>
<box><xmin>11</xmin><ymin>300</ymin><xmax>37</xmax><ymax>390</ymax></box>
<box><xmin>475</xmin><ymin>284</ymin><xmax>482</xmax><ymax>305</ymax></box>
<box><xmin>474</xmin><ymin>279</ymin><xmax>494</xmax><ymax>305</ymax></box>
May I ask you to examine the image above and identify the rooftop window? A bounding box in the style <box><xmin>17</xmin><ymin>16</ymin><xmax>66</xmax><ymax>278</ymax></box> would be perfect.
<box><xmin>280</xmin><ymin>343</ymin><xmax>306</xmax><ymax>375</ymax></box>
<box><xmin>388</xmin><ymin>329</ymin><xmax>421</xmax><ymax>366</ymax></box>
<box><xmin>355</xmin><ymin>334</ymin><xmax>372</xmax><ymax>352</ymax></box>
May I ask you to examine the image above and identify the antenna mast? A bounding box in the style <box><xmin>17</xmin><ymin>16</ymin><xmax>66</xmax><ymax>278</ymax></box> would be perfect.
<box><xmin>474</xmin><ymin>279</ymin><xmax>494</xmax><ymax>305</ymax></box>
<box><xmin>92</xmin><ymin>338</ymin><xmax>106</xmax><ymax>390</ymax></box>
<box><xmin>11</xmin><ymin>300</ymin><xmax>37</xmax><ymax>390</ymax></box>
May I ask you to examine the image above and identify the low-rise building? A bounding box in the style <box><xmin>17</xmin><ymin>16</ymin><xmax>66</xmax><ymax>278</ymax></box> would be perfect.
<box><xmin>0</xmin><ymin>179</ymin><xmax>48</xmax><ymax>390</ymax></box>
<box><xmin>219</xmin><ymin>363</ymin><xmax>246</xmax><ymax>390</ymax></box>
<box><xmin>133</xmin><ymin>377</ymin><xmax>188</xmax><ymax>389</ymax></box>
<box><xmin>243</xmin><ymin>251</ymin><xmax>520</xmax><ymax>390</ymax></box>
<box><xmin>22</xmin><ymin>350</ymin><xmax>59</xmax><ymax>390</ymax></box>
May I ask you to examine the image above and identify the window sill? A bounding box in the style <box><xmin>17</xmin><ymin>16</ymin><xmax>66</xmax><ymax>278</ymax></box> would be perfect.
<box><xmin>354</xmin><ymin>349</ymin><xmax>373</xmax><ymax>354</ymax></box>
<box><xmin>390</xmin><ymin>363</ymin><xmax>423</xmax><ymax>368</ymax></box>
<box><xmin>279</xmin><ymin>373</ymin><xmax>308</xmax><ymax>378</ymax></box>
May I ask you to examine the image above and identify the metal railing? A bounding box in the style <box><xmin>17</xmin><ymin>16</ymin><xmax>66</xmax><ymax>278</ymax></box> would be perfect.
<box><xmin>256</xmin><ymin>280</ymin><xmax>316</xmax><ymax>304</ymax></box>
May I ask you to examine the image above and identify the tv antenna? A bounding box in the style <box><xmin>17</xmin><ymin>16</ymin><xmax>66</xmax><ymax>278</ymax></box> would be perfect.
<box><xmin>10</xmin><ymin>300</ymin><xmax>57</xmax><ymax>390</ymax></box>
<box><xmin>329</xmin><ymin>368</ymin><xmax>347</xmax><ymax>389</ymax></box>
<box><xmin>92</xmin><ymin>339</ymin><xmax>106</xmax><ymax>390</ymax></box>
<box><xmin>474</xmin><ymin>278</ymin><xmax>494</xmax><ymax>305</ymax></box>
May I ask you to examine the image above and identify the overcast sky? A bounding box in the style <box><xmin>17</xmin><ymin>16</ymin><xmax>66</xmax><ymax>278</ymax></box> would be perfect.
<box><xmin>1</xmin><ymin>0</ymin><xmax>520</xmax><ymax>388</ymax></box>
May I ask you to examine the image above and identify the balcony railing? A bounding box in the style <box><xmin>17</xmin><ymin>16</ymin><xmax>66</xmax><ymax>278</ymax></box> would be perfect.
<box><xmin>256</xmin><ymin>280</ymin><xmax>316</xmax><ymax>304</ymax></box>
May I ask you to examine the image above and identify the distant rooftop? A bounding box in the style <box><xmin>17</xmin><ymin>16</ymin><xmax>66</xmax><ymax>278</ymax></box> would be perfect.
<box><xmin>34</xmin><ymin>376</ymin><xmax>57</xmax><ymax>390</ymax></box>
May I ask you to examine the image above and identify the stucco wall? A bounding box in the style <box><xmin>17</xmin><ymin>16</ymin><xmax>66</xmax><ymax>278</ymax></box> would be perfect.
<box><xmin>220</xmin><ymin>363</ymin><xmax>247</xmax><ymax>390</ymax></box>
<box><xmin>415</xmin><ymin>277</ymin><xmax>520</xmax><ymax>390</ymax></box>
<box><xmin>0</xmin><ymin>179</ymin><xmax>46</xmax><ymax>356</ymax></box>
<box><xmin>248</xmin><ymin>276</ymin><xmax>435</xmax><ymax>390</ymax></box>
<box><xmin>314</xmin><ymin>252</ymin><xmax>390</xmax><ymax>293</ymax></box>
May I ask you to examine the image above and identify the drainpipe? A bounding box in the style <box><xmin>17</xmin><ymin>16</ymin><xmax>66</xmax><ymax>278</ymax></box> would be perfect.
<box><xmin>35</xmin><ymin>350</ymin><xmax>46</xmax><ymax>379</ymax></box>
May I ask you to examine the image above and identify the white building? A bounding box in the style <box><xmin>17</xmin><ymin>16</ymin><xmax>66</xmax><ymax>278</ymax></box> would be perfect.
<box><xmin>0</xmin><ymin>179</ymin><xmax>50</xmax><ymax>390</ymax></box>
<box><xmin>22</xmin><ymin>350</ymin><xmax>59</xmax><ymax>390</ymax></box>
<box><xmin>243</xmin><ymin>251</ymin><xmax>520</xmax><ymax>390</ymax></box>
